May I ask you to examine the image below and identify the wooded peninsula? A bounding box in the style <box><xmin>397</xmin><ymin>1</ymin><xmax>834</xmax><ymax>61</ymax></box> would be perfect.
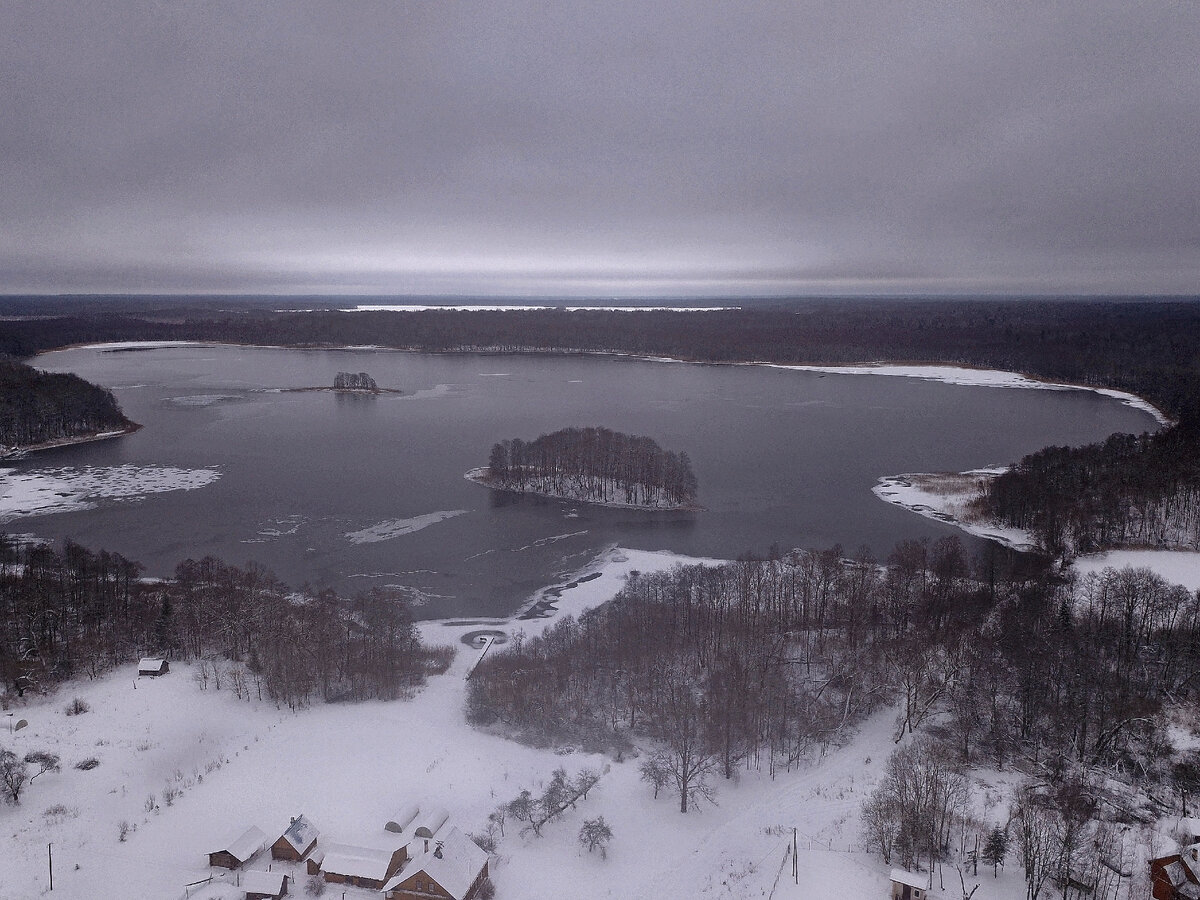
<box><xmin>474</xmin><ymin>426</ymin><xmax>698</xmax><ymax>508</ymax></box>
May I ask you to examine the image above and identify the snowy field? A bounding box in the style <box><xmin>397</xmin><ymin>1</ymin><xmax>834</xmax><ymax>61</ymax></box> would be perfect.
<box><xmin>1</xmin><ymin>548</ymin><xmax>1045</xmax><ymax>900</ymax></box>
<box><xmin>1071</xmin><ymin>549</ymin><xmax>1200</xmax><ymax>592</ymax></box>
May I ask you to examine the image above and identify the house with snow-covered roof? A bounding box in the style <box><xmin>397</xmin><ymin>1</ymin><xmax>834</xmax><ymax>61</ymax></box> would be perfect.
<box><xmin>138</xmin><ymin>656</ymin><xmax>169</xmax><ymax>676</ymax></box>
<box><xmin>382</xmin><ymin>827</ymin><xmax>489</xmax><ymax>900</ymax></box>
<box><xmin>319</xmin><ymin>841</ymin><xmax>407</xmax><ymax>890</ymax></box>
<box><xmin>209</xmin><ymin>825</ymin><xmax>267</xmax><ymax>869</ymax></box>
<box><xmin>271</xmin><ymin>814</ymin><xmax>319</xmax><ymax>861</ymax></box>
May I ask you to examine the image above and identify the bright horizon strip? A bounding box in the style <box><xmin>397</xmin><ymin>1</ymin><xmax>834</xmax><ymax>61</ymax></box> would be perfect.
<box><xmin>336</xmin><ymin>304</ymin><xmax>742</xmax><ymax>312</ymax></box>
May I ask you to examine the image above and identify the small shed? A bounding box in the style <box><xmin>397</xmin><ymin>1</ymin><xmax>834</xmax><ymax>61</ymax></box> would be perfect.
<box><xmin>413</xmin><ymin>807</ymin><xmax>449</xmax><ymax>839</ymax></box>
<box><xmin>385</xmin><ymin>804</ymin><xmax>421</xmax><ymax>834</ymax></box>
<box><xmin>209</xmin><ymin>826</ymin><xmax>268</xmax><ymax>870</ymax></box>
<box><xmin>383</xmin><ymin>827</ymin><xmax>489</xmax><ymax>900</ymax></box>
<box><xmin>305</xmin><ymin>848</ymin><xmax>325</xmax><ymax>877</ymax></box>
<box><xmin>138</xmin><ymin>657</ymin><xmax>169</xmax><ymax>676</ymax></box>
<box><xmin>890</xmin><ymin>869</ymin><xmax>929</xmax><ymax>900</ymax></box>
<box><xmin>242</xmin><ymin>870</ymin><xmax>288</xmax><ymax>900</ymax></box>
<box><xmin>272</xmin><ymin>815</ymin><xmax>319</xmax><ymax>861</ymax></box>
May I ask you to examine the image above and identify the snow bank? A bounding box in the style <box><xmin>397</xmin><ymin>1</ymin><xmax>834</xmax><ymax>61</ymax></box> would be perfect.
<box><xmin>0</xmin><ymin>464</ymin><xmax>221</xmax><ymax>522</ymax></box>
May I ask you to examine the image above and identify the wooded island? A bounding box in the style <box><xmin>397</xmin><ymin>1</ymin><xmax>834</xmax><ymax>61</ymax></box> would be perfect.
<box><xmin>474</xmin><ymin>426</ymin><xmax>698</xmax><ymax>508</ymax></box>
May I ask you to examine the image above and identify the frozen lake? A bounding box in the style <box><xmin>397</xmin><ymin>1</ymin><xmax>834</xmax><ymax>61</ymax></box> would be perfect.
<box><xmin>10</xmin><ymin>343</ymin><xmax>1158</xmax><ymax>617</ymax></box>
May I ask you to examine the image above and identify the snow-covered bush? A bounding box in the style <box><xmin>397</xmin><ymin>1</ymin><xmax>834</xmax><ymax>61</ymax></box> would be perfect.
<box><xmin>64</xmin><ymin>697</ymin><xmax>90</xmax><ymax>716</ymax></box>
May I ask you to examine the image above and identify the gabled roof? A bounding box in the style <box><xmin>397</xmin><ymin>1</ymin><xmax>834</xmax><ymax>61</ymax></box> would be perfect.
<box><xmin>890</xmin><ymin>869</ymin><xmax>926</xmax><ymax>889</ymax></box>
<box><xmin>241</xmin><ymin>870</ymin><xmax>286</xmax><ymax>895</ymax></box>
<box><xmin>320</xmin><ymin>842</ymin><xmax>398</xmax><ymax>881</ymax></box>
<box><xmin>383</xmin><ymin>827</ymin><xmax>487</xmax><ymax>900</ymax></box>
<box><xmin>278</xmin><ymin>815</ymin><xmax>319</xmax><ymax>853</ymax></box>
<box><xmin>214</xmin><ymin>826</ymin><xmax>267</xmax><ymax>863</ymax></box>
<box><xmin>138</xmin><ymin>657</ymin><xmax>167</xmax><ymax>671</ymax></box>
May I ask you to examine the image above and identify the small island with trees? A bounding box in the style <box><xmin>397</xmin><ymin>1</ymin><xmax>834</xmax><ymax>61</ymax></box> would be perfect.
<box><xmin>0</xmin><ymin>358</ymin><xmax>138</xmax><ymax>456</ymax></box>
<box><xmin>283</xmin><ymin>371</ymin><xmax>402</xmax><ymax>395</ymax></box>
<box><xmin>467</xmin><ymin>426</ymin><xmax>699</xmax><ymax>509</ymax></box>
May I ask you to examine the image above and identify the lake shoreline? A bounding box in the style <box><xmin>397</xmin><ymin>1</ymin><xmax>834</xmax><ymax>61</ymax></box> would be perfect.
<box><xmin>39</xmin><ymin>340</ymin><xmax>1172</xmax><ymax>427</ymax></box>
<box><xmin>3</xmin><ymin>422</ymin><xmax>142</xmax><ymax>459</ymax></box>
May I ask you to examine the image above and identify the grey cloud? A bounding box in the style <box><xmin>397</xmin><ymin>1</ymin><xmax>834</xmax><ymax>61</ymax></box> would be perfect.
<box><xmin>1</xmin><ymin>0</ymin><xmax>1198</xmax><ymax>295</ymax></box>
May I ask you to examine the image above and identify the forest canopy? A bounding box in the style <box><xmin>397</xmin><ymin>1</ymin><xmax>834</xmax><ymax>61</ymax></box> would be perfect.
<box><xmin>482</xmin><ymin>426</ymin><xmax>698</xmax><ymax>508</ymax></box>
<box><xmin>0</xmin><ymin>358</ymin><xmax>133</xmax><ymax>449</ymax></box>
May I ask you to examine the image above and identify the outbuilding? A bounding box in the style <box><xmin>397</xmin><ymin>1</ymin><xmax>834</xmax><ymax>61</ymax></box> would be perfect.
<box><xmin>138</xmin><ymin>657</ymin><xmax>169</xmax><ymax>676</ymax></box>
<box><xmin>242</xmin><ymin>870</ymin><xmax>288</xmax><ymax>900</ymax></box>
<box><xmin>890</xmin><ymin>869</ymin><xmax>929</xmax><ymax>900</ymax></box>
<box><xmin>209</xmin><ymin>826</ymin><xmax>267</xmax><ymax>870</ymax></box>
<box><xmin>272</xmin><ymin>815</ymin><xmax>319</xmax><ymax>861</ymax></box>
<box><xmin>319</xmin><ymin>842</ymin><xmax>407</xmax><ymax>890</ymax></box>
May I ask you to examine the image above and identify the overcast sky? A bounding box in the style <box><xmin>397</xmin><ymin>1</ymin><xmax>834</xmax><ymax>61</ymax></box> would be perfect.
<box><xmin>2</xmin><ymin>1</ymin><xmax>1198</xmax><ymax>297</ymax></box>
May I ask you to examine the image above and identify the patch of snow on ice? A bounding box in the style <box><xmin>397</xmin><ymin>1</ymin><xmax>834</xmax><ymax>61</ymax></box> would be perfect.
<box><xmin>344</xmin><ymin>510</ymin><xmax>468</xmax><ymax>544</ymax></box>
<box><xmin>166</xmin><ymin>393</ymin><xmax>244</xmax><ymax>407</ymax></box>
<box><xmin>0</xmin><ymin>464</ymin><xmax>221</xmax><ymax>522</ymax></box>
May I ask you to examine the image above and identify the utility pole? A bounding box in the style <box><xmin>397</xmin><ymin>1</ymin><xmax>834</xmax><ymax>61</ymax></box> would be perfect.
<box><xmin>48</xmin><ymin>842</ymin><xmax>53</xmax><ymax>891</ymax></box>
<box><xmin>793</xmin><ymin>827</ymin><xmax>798</xmax><ymax>883</ymax></box>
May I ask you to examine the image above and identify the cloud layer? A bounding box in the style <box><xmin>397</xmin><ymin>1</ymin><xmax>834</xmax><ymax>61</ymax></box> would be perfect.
<box><xmin>3</xmin><ymin>1</ymin><xmax>1198</xmax><ymax>296</ymax></box>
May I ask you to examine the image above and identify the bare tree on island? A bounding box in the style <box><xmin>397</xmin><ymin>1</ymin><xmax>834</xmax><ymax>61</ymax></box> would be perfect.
<box><xmin>484</xmin><ymin>426</ymin><xmax>698</xmax><ymax>507</ymax></box>
<box><xmin>333</xmin><ymin>371</ymin><xmax>378</xmax><ymax>391</ymax></box>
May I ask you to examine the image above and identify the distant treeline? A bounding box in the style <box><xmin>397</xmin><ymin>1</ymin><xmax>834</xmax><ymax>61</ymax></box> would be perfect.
<box><xmin>0</xmin><ymin>358</ymin><xmax>132</xmax><ymax>448</ymax></box>
<box><xmin>485</xmin><ymin>427</ymin><xmax>698</xmax><ymax>507</ymax></box>
<box><xmin>3</xmin><ymin>297</ymin><xmax>1200</xmax><ymax>424</ymax></box>
<box><xmin>979</xmin><ymin>428</ymin><xmax>1200</xmax><ymax>555</ymax></box>
<box><xmin>0</xmin><ymin>539</ymin><xmax>445</xmax><ymax>707</ymax></box>
<box><xmin>469</xmin><ymin>538</ymin><xmax>1196</xmax><ymax>826</ymax></box>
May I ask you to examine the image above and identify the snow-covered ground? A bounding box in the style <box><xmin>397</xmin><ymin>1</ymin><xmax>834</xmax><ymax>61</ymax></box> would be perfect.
<box><xmin>0</xmin><ymin>547</ymin><xmax>1035</xmax><ymax>900</ymax></box>
<box><xmin>0</xmin><ymin>464</ymin><xmax>221</xmax><ymax>524</ymax></box>
<box><xmin>1071</xmin><ymin>549</ymin><xmax>1200</xmax><ymax>592</ymax></box>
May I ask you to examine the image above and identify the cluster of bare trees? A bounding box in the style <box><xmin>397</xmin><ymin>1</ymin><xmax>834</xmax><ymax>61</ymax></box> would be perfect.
<box><xmin>0</xmin><ymin>359</ymin><xmax>131</xmax><ymax>449</ymax></box>
<box><xmin>332</xmin><ymin>371</ymin><xmax>377</xmax><ymax>391</ymax></box>
<box><xmin>980</xmin><ymin>428</ymin><xmax>1200</xmax><ymax>555</ymax></box>
<box><xmin>0</xmin><ymin>538</ymin><xmax>445</xmax><ymax>706</ymax></box>
<box><xmin>485</xmin><ymin>427</ymin><xmax>698</xmax><ymax>507</ymax></box>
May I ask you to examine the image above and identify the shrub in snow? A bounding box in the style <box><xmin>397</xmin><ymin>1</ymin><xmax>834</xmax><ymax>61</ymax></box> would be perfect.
<box><xmin>64</xmin><ymin>697</ymin><xmax>89</xmax><ymax>716</ymax></box>
<box><xmin>74</xmin><ymin>757</ymin><xmax>100</xmax><ymax>770</ymax></box>
<box><xmin>477</xmin><ymin>877</ymin><xmax>496</xmax><ymax>900</ymax></box>
<box><xmin>0</xmin><ymin>748</ymin><xmax>28</xmax><ymax>803</ymax></box>
<box><xmin>578</xmin><ymin>816</ymin><xmax>613</xmax><ymax>857</ymax></box>
<box><xmin>144</xmin><ymin>793</ymin><xmax>157</xmax><ymax>813</ymax></box>
<box><xmin>305</xmin><ymin>874</ymin><xmax>326</xmax><ymax>896</ymax></box>
<box><xmin>24</xmin><ymin>750</ymin><xmax>60</xmax><ymax>783</ymax></box>
<box><xmin>162</xmin><ymin>783</ymin><xmax>181</xmax><ymax>806</ymax></box>
<box><xmin>118</xmin><ymin>820</ymin><xmax>130</xmax><ymax>842</ymax></box>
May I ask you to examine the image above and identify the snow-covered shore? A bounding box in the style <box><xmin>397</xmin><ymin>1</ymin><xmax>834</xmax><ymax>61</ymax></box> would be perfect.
<box><xmin>464</xmin><ymin>467</ymin><xmax>700</xmax><ymax>511</ymax></box>
<box><xmin>875</xmin><ymin>468</ymin><xmax>1200</xmax><ymax>591</ymax></box>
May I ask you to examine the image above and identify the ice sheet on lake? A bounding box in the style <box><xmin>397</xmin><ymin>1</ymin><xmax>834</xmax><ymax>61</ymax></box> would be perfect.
<box><xmin>166</xmin><ymin>393</ymin><xmax>245</xmax><ymax>407</ymax></box>
<box><xmin>344</xmin><ymin>510</ymin><xmax>468</xmax><ymax>544</ymax></box>
<box><xmin>0</xmin><ymin>464</ymin><xmax>221</xmax><ymax>522</ymax></box>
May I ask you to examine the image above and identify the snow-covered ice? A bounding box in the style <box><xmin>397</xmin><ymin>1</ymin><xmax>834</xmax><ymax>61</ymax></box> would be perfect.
<box><xmin>344</xmin><ymin>510</ymin><xmax>469</xmax><ymax>544</ymax></box>
<box><xmin>0</xmin><ymin>464</ymin><xmax>221</xmax><ymax>523</ymax></box>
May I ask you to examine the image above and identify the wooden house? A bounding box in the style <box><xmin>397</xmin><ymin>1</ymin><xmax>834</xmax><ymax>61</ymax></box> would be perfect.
<box><xmin>382</xmin><ymin>827</ymin><xmax>489</xmax><ymax>900</ymax></box>
<box><xmin>209</xmin><ymin>826</ymin><xmax>267</xmax><ymax>869</ymax></box>
<box><xmin>138</xmin><ymin>657</ymin><xmax>169</xmax><ymax>676</ymax></box>
<box><xmin>241</xmin><ymin>870</ymin><xmax>288</xmax><ymax>900</ymax></box>
<box><xmin>1152</xmin><ymin>844</ymin><xmax>1200</xmax><ymax>900</ymax></box>
<box><xmin>319</xmin><ymin>842</ymin><xmax>407</xmax><ymax>890</ymax></box>
<box><xmin>271</xmin><ymin>815</ymin><xmax>318</xmax><ymax>861</ymax></box>
<box><xmin>890</xmin><ymin>869</ymin><xmax>929</xmax><ymax>900</ymax></box>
